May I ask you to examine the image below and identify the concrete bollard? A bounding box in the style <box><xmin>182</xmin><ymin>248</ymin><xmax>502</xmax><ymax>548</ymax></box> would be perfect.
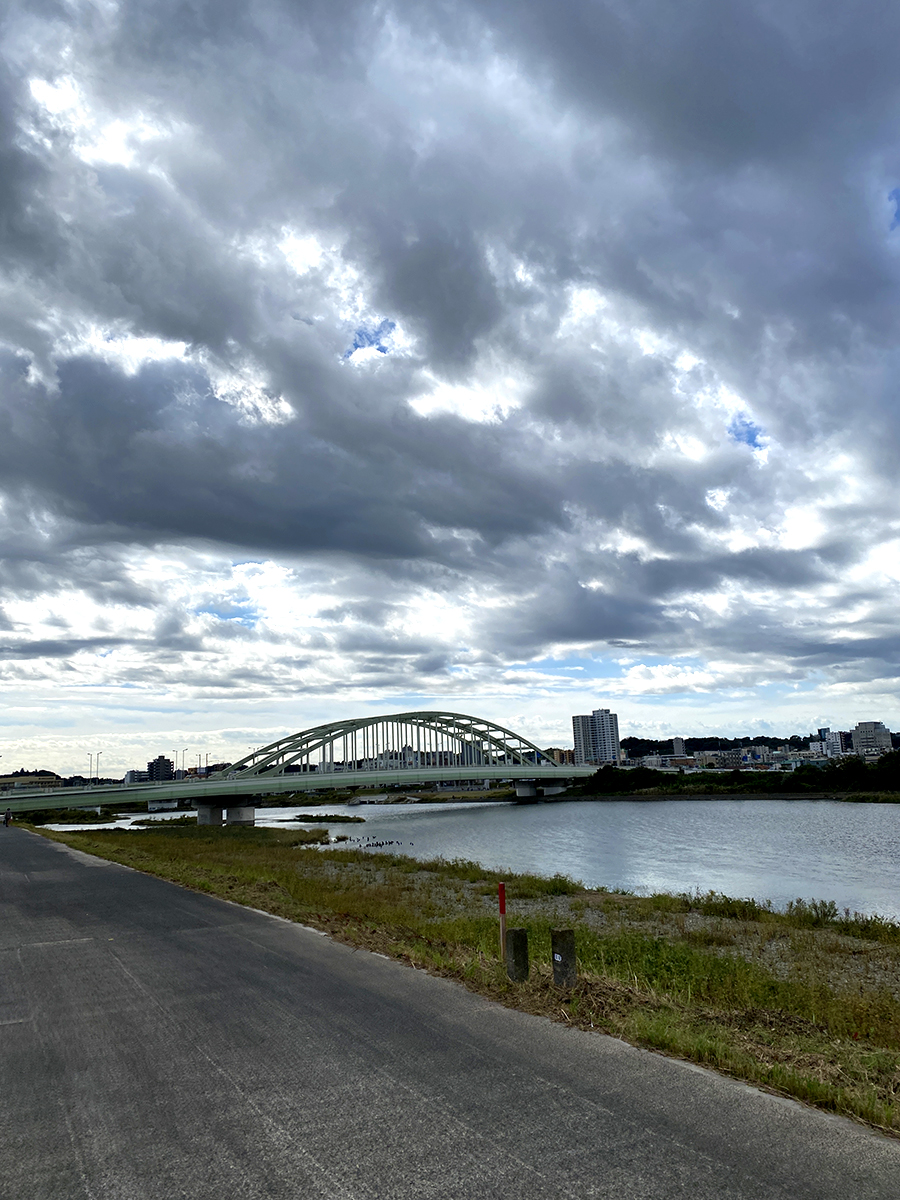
<box><xmin>551</xmin><ymin>929</ymin><xmax>577</xmax><ymax>988</ymax></box>
<box><xmin>498</xmin><ymin>882</ymin><xmax>507</xmax><ymax>964</ymax></box>
<box><xmin>505</xmin><ymin>928</ymin><xmax>529</xmax><ymax>982</ymax></box>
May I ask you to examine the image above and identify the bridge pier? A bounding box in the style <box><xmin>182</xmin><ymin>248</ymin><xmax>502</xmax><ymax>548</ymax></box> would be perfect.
<box><xmin>226</xmin><ymin>805</ymin><xmax>255</xmax><ymax>826</ymax></box>
<box><xmin>196</xmin><ymin>804</ymin><xmax>256</xmax><ymax>825</ymax></box>
<box><xmin>515</xmin><ymin>783</ymin><xmax>537</xmax><ymax>798</ymax></box>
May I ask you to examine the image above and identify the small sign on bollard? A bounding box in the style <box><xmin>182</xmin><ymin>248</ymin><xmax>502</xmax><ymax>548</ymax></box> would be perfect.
<box><xmin>506</xmin><ymin>928</ymin><xmax>529</xmax><ymax>982</ymax></box>
<box><xmin>551</xmin><ymin>929</ymin><xmax>577</xmax><ymax>988</ymax></box>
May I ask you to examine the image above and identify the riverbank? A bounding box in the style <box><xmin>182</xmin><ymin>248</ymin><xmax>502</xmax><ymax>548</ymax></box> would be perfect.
<box><xmin>33</xmin><ymin>823</ymin><xmax>900</xmax><ymax>1134</ymax></box>
<box><xmin>568</xmin><ymin>791</ymin><xmax>900</xmax><ymax>801</ymax></box>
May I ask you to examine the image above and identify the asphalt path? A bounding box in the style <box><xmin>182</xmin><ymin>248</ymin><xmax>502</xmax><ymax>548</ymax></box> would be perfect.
<box><xmin>2</xmin><ymin>827</ymin><xmax>899</xmax><ymax>1199</ymax></box>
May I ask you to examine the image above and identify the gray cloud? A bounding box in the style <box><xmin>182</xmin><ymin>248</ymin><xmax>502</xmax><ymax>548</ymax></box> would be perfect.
<box><xmin>2</xmin><ymin>0</ymin><xmax>900</xmax><ymax>740</ymax></box>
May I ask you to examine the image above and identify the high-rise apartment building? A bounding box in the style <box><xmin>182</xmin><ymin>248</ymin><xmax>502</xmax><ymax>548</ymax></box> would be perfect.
<box><xmin>147</xmin><ymin>755</ymin><xmax>175</xmax><ymax>781</ymax></box>
<box><xmin>572</xmin><ymin>708</ymin><xmax>620</xmax><ymax>765</ymax></box>
<box><xmin>672</xmin><ymin>736</ymin><xmax>685</xmax><ymax>757</ymax></box>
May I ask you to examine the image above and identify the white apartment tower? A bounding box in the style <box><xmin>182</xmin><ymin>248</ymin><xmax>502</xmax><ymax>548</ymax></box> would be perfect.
<box><xmin>572</xmin><ymin>708</ymin><xmax>621</xmax><ymax>765</ymax></box>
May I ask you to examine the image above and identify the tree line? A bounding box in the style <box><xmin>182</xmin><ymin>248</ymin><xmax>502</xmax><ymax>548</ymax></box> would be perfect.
<box><xmin>583</xmin><ymin>752</ymin><xmax>900</xmax><ymax>795</ymax></box>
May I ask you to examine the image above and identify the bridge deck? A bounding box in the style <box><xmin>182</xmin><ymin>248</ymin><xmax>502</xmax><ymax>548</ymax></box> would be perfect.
<box><xmin>2</xmin><ymin>764</ymin><xmax>595</xmax><ymax>814</ymax></box>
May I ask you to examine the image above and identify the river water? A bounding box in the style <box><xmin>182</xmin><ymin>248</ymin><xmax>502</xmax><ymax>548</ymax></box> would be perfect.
<box><xmin>263</xmin><ymin>797</ymin><xmax>900</xmax><ymax>919</ymax></box>
<box><xmin>50</xmin><ymin>797</ymin><xmax>900</xmax><ymax>919</ymax></box>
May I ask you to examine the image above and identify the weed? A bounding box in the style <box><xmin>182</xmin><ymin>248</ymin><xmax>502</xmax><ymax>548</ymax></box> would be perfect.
<box><xmin>32</xmin><ymin>824</ymin><xmax>900</xmax><ymax>1134</ymax></box>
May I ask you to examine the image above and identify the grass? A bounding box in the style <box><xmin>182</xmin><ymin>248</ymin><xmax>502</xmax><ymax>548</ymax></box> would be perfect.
<box><xmin>31</xmin><ymin>823</ymin><xmax>900</xmax><ymax>1135</ymax></box>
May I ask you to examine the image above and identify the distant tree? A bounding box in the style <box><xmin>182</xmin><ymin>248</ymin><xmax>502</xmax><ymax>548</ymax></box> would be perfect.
<box><xmin>871</xmin><ymin>750</ymin><xmax>900</xmax><ymax>790</ymax></box>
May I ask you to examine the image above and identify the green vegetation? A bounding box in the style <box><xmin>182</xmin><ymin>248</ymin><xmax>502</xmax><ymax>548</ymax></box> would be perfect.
<box><xmin>581</xmin><ymin>751</ymin><xmax>900</xmax><ymax>797</ymax></box>
<box><xmin>31</xmin><ymin>823</ymin><xmax>900</xmax><ymax>1134</ymax></box>
<box><xmin>21</xmin><ymin>802</ymin><xmax>147</xmax><ymax>825</ymax></box>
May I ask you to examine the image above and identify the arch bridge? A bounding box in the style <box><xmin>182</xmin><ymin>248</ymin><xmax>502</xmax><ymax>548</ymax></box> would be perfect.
<box><xmin>4</xmin><ymin>711</ymin><xmax>593</xmax><ymax>823</ymax></box>
<box><xmin>222</xmin><ymin>711</ymin><xmax>561</xmax><ymax>779</ymax></box>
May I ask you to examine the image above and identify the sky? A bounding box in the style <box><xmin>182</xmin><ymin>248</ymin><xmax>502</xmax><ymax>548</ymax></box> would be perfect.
<box><xmin>3</xmin><ymin>0</ymin><xmax>900</xmax><ymax>775</ymax></box>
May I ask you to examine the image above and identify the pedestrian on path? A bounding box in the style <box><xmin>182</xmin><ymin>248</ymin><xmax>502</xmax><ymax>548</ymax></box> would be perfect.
<box><xmin>4</xmin><ymin>809</ymin><xmax>10</xmax><ymax>827</ymax></box>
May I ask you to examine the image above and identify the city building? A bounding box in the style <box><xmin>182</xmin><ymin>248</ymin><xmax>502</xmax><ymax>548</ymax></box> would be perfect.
<box><xmin>543</xmin><ymin>747</ymin><xmax>576</xmax><ymax>765</ymax></box>
<box><xmin>825</xmin><ymin>731</ymin><xmax>850</xmax><ymax>756</ymax></box>
<box><xmin>672</xmin><ymin>736</ymin><xmax>685</xmax><ymax>757</ymax></box>
<box><xmin>747</xmin><ymin>744</ymin><xmax>773</xmax><ymax>763</ymax></box>
<box><xmin>0</xmin><ymin>773</ymin><xmax>63</xmax><ymax>792</ymax></box>
<box><xmin>694</xmin><ymin>751</ymin><xmax>723</xmax><ymax>767</ymax></box>
<box><xmin>852</xmin><ymin>722</ymin><xmax>892</xmax><ymax>757</ymax></box>
<box><xmin>147</xmin><ymin>755</ymin><xmax>175</xmax><ymax>781</ymax></box>
<box><xmin>124</xmin><ymin>769</ymin><xmax>149</xmax><ymax>784</ymax></box>
<box><xmin>572</xmin><ymin>708</ymin><xmax>620</xmax><ymax>765</ymax></box>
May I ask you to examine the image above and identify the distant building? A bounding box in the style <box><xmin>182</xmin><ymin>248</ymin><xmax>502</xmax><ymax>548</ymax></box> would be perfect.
<box><xmin>187</xmin><ymin>762</ymin><xmax>231</xmax><ymax>778</ymax></box>
<box><xmin>572</xmin><ymin>708</ymin><xmax>620</xmax><ymax>765</ymax></box>
<box><xmin>825</xmin><ymin>731</ymin><xmax>850</xmax><ymax>756</ymax></box>
<box><xmin>748</xmin><ymin>744</ymin><xmax>773</xmax><ymax>763</ymax></box>
<box><xmin>147</xmin><ymin>756</ymin><xmax>174</xmax><ymax>781</ymax></box>
<box><xmin>543</xmin><ymin>747</ymin><xmax>576</xmax><ymax>765</ymax></box>
<box><xmin>672</xmin><ymin>736</ymin><xmax>685</xmax><ymax>757</ymax></box>
<box><xmin>124</xmin><ymin>769</ymin><xmax>150</xmax><ymax>784</ymax></box>
<box><xmin>694</xmin><ymin>751</ymin><xmax>723</xmax><ymax>768</ymax></box>
<box><xmin>0</xmin><ymin>772</ymin><xmax>62</xmax><ymax>792</ymax></box>
<box><xmin>852</xmin><ymin>722</ymin><xmax>892</xmax><ymax>757</ymax></box>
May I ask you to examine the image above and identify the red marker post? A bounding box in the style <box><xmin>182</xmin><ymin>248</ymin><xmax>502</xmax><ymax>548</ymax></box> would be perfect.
<box><xmin>499</xmin><ymin>881</ymin><xmax>507</xmax><ymax>963</ymax></box>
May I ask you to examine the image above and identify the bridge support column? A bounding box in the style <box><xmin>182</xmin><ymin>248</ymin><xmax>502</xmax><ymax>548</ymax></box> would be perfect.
<box><xmin>197</xmin><ymin>805</ymin><xmax>224</xmax><ymax>825</ymax></box>
<box><xmin>515</xmin><ymin>783</ymin><xmax>536</xmax><ymax>798</ymax></box>
<box><xmin>226</xmin><ymin>805</ymin><xmax>255</xmax><ymax>826</ymax></box>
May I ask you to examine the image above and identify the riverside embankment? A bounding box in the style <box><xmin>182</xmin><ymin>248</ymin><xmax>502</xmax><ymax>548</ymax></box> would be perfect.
<box><xmin>9</xmin><ymin>824</ymin><xmax>900</xmax><ymax>1200</ymax></box>
<box><xmin>35</xmin><ymin>822</ymin><xmax>900</xmax><ymax>1135</ymax></box>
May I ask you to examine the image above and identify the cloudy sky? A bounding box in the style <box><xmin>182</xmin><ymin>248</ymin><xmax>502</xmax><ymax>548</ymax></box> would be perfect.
<box><xmin>2</xmin><ymin>0</ymin><xmax>900</xmax><ymax>774</ymax></box>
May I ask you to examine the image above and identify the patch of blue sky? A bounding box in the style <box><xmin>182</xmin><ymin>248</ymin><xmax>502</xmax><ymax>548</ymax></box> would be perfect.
<box><xmin>728</xmin><ymin>412</ymin><xmax>765</xmax><ymax>449</ymax></box>
<box><xmin>520</xmin><ymin>655</ymin><xmax>721</xmax><ymax>682</ymax></box>
<box><xmin>511</xmin><ymin>656</ymin><xmax>615</xmax><ymax>680</ymax></box>
<box><xmin>889</xmin><ymin>188</ymin><xmax>900</xmax><ymax>230</ymax></box>
<box><xmin>344</xmin><ymin>318</ymin><xmax>396</xmax><ymax>359</ymax></box>
<box><xmin>198</xmin><ymin>603</ymin><xmax>259</xmax><ymax>628</ymax></box>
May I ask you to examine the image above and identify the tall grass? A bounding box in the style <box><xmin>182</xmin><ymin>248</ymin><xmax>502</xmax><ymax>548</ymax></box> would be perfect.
<box><xmin>33</xmin><ymin>824</ymin><xmax>900</xmax><ymax>1132</ymax></box>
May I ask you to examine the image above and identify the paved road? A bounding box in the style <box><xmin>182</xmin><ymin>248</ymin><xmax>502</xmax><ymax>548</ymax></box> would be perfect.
<box><xmin>2</xmin><ymin>828</ymin><xmax>899</xmax><ymax>1200</ymax></box>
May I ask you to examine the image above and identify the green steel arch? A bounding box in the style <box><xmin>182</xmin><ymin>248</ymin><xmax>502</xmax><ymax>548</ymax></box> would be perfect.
<box><xmin>218</xmin><ymin>711</ymin><xmax>560</xmax><ymax>779</ymax></box>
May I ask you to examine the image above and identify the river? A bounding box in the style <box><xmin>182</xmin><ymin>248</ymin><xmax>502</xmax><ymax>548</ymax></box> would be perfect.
<box><xmin>50</xmin><ymin>796</ymin><xmax>900</xmax><ymax>919</ymax></box>
<box><xmin>265</xmin><ymin>797</ymin><xmax>900</xmax><ymax>919</ymax></box>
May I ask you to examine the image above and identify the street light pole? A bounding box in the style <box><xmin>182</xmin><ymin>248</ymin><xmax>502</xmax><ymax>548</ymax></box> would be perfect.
<box><xmin>96</xmin><ymin>751</ymin><xmax>102</xmax><ymax>783</ymax></box>
<box><xmin>88</xmin><ymin>753</ymin><xmax>93</xmax><ymax>786</ymax></box>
